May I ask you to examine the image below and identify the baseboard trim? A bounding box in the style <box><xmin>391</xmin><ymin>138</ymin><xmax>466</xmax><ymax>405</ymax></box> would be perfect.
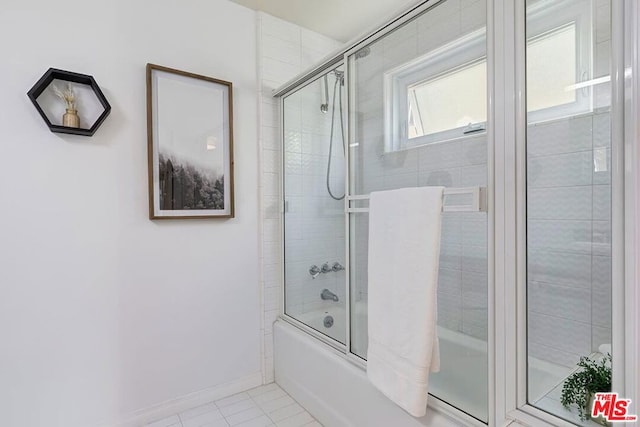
<box><xmin>115</xmin><ymin>372</ymin><xmax>263</xmax><ymax>427</ymax></box>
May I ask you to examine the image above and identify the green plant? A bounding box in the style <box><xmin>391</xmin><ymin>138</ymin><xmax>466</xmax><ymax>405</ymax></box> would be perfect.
<box><xmin>561</xmin><ymin>353</ymin><xmax>612</xmax><ymax>421</ymax></box>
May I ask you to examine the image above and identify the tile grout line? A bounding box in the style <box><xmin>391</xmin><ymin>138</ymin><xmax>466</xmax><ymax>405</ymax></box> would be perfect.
<box><xmin>247</xmin><ymin>385</ymin><xmax>315</xmax><ymax>427</ymax></box>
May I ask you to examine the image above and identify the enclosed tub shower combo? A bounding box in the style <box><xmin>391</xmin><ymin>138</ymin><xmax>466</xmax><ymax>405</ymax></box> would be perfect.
<box><xmin>271</xmin><ymin>0</ymin><xmax>640</xmax><ymax>426</ymax></box>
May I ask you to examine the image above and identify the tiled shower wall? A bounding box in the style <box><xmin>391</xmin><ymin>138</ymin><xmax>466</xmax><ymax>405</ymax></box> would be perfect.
<box><xmin>282</xmin><ymin>72</ymin><xmax>347</xmax><ymax>318</ymax></box>
<box><xmin>527</xmin><ymin>111</ymin><xmax>612</xmax><ymax>368</ymax></box>
<box><xmin>528</xmin><ymin>0</ymin><xmax>612</xmax><ymax>367</ymax></box>
<box><xmin>258</xmin><ymin>12</ymin><xmax>341</xmax><ymax>383</ymax></box>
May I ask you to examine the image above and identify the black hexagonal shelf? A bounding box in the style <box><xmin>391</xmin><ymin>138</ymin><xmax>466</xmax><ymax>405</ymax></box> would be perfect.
<box><xmin>27</xmin><ymin>68</ymin><xmax>111</xmax><ymax>136</ymax></box>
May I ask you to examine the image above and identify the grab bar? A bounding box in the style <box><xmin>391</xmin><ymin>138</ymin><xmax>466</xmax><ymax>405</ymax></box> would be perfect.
<box><xmin>346</xmin><ymin>186</ymin><xmax>486</xmax><ymax>213</ymax></box>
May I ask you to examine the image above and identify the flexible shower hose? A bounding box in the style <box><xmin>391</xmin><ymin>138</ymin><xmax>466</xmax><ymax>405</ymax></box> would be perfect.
<box><xmin>326</xmin><ymin>72</ymin><xmax>346</xmax><ymax>201</ymax></box>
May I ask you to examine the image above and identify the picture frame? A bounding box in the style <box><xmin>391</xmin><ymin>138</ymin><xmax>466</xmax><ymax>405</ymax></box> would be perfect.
<box><xmin>146</xmin><ymin>63</ymin><xmax>234</xmax><ymax>219</ymax></box>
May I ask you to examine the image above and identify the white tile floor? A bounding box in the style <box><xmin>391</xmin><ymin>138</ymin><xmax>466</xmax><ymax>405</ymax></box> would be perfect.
<box><xmin>145</xmin><ymin>383</ymin><xmax>323</xmax><ymax>427</ymax></box>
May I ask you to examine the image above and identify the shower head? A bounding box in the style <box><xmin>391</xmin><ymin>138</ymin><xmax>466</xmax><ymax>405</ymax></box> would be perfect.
<box><xmin>320</xmin><ymin>74</ymin><xmax>329</xmax><ymax>113</ymax></box>
<box><xmin>354</xmin><ymin>46</ymin><xmax>371</xmax><ymax>59</ymax></box>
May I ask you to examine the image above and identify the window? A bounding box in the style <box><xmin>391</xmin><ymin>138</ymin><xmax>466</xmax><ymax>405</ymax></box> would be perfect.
<box><xmin>384</xmin><ymin>0</ymin><xmax>592</xmax><ymax>152</ymax></box>
<box><xmin>527</xmin><ymin>23</ymin><xmax>577</xmax><ymax>112</ymax></box>
<box><xmin>408</xmin><ymin>60</ymin><xmax>487</xmax><ymax>140</ymax></box>
<box><xmin>383</xmin><ymin>29</ymin><xmax>486</xmax><ymax>152</ymax></box>
<box><xmin>525</xmin><ymin>0</ymin><xmax>593</xmax><ymax>122</ymax></box>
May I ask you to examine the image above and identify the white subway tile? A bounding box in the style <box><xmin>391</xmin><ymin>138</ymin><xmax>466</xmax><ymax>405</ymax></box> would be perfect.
<box><xmin>438</xmin><ymin>268</ymin><xmax>462</xmax><ymax>294</ymax></box>
<box><xmin>529</xmin><ymin>312</ymin><xmax>591</xmax><ymax>357</ymax></box>
<box><xmin>529</xmin><ymin>281</ymin><xmax>591</xmax><ymax>323</ymax></box>
<box><xmin>264</xmin><ymin>359</ymin><xmax>275</xmax><ymax>383</ymax></box>
<box><xmin>595</xmin><ymin>40</ymin><xmax>611</xmax><ymax>78</ymax></box>
<box><xmin>263</xmin><ymin>173</ymin><xmax>281</xmax><ymax>197</ymax></box>
<box><xmin>527</xmin><ymin>151</ymin><xmax>593</xmax><ymax>188</ymax></box>
<box><xmin>593</xmin><ymin>147</ymin><xmax>611</xmax><ymax>185</ymax></box>
<box><xmin>527</xmin><ymin>116</ymin><xmax>593</xmax><ymax>157</ymax></box>
<box><xmin>593</xmin><ymin>112</ymin><xmax>611</xmax><ymax>148</ymax></box>
<box><xmin>528</xmin><ymin>249</ymin><xmax>591</xmax><ymax>288</ymax></box>
<box><xmin>418</xmin><ymin>140</ymin><xmax>463</xmax><ymax>171</ymax></box>
<box><xmin>528</xmin><ymin>186</ymin><xmax>592</xmax><ymax>220</ymax></box>
<box><xmin>262</xmin><ymin>34</ymin><xmax>301</xmax><ymax>66</ymax></box>
<box><xmin>263</xmin><ymin>149</ymin><xmax>281</xmax><ymax>175</ymax></box>
<box><xmin>439</xmin><ymin>243</ymin><xmax>462</xmax><ymax>271</ymax></box>
<box><xmin>260</xmin><ymin>13</ymin><xmax>301</xmax><ymax>46</ymax></box>
<box><xmin>529</xmin><ymin>341</ymin><xmax>581</xmax><ymax>368</ymax></box>
<box><xmin>462</xmin><ymin>244</ymin><xmax>488</xmax><ymax>274</ymax></box>
<box><xmin>438</xmin><ymin>291</ymin><xmax>463</xmax><ymax>331</ymax></box>
<box><xmin>418</xmin><ymin>168</ymin><xmax>462</xmax><ymax>188</ymax></box>
<box><xmin>462</xmin><ymin>136</ymin><xmax>488</xmax><ymax>166</ymax></box>
<box><xmin>592</xmin><ymin>325</ymin><xmax>612</xmax><ymax>353</ymax></box>
<box><xmin>528</xmin><ymin>220</ymin><xmax>592</xmax><ymax>254</ymax></box>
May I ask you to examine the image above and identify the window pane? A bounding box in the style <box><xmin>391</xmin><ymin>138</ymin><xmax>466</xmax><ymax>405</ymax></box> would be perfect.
<box><xmin>409</xmin><ymin>61</ymin><xmax>487</xmax><ymax>138</ymax></box>
<box><xmin>526</xmin><ymin>0</ymin><xmax>612</xmax><ymax>424</ymax></box>
<box><xmin>527</xmin><ymin>24</ymin><xmax>577</xmax><ymax>112</ymax></box>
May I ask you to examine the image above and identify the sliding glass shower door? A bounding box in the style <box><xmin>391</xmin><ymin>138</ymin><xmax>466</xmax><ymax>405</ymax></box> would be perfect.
<box><xmin>346</xmin><ymin>0</ymin><xmax>489</xmax><ymax>422</ymax></box>
<box><xmin>282</xmin><ymin>65</ymin><xmax>347</xmax><ymax>345</ymax></box>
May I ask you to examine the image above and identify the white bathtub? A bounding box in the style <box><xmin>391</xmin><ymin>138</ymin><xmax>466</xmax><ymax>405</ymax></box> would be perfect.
<box><xmin>274</xmin><ymin>315</ymin><xmax>486</xmax><ymax>426</ymax></box>
<box><xmin>294</xmin><ymin>302</ymin><xmax>367</xmax><ymax>353</ymax></box>
<box><xmin>278</xmin><ymin>304</ymin><xmax>569</xmax><ymax>426</ymax></box>
<box><xmin>289</xmin><ymin>302</ymin><xmax>489</xmax><ymax>419</ymax></box>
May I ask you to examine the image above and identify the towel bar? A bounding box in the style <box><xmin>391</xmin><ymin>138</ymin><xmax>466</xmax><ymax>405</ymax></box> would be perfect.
<box><xmin>346</xmin><ymin>186</ymin><xmax>487</xmax><ymax>213</ymax></box>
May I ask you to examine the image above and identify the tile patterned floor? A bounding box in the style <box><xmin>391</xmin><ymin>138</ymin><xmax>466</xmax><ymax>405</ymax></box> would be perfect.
<box><xmin>145</xmin><ymin>383</ymin><xmax>323</xmax><ymax>427</ymax></box>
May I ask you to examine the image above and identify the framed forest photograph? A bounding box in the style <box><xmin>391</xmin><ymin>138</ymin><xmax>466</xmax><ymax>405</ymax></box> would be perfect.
<box><xmin>146</xmin><ymin>64</ymin><xmax>234</xmax><ymax>219</ymax></box>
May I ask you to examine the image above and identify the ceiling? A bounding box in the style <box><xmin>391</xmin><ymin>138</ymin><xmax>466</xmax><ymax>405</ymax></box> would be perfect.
<box><xmin>230</xmin><ymin>0</ymin><xmax>416</xmax><ymax>42</ymax></box>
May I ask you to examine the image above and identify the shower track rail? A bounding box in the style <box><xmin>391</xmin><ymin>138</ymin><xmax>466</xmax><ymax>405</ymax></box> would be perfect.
<box><xmin>346</xmin><ymin>186</ymin><xmax>487</xmax><ymax>213</ymax></box>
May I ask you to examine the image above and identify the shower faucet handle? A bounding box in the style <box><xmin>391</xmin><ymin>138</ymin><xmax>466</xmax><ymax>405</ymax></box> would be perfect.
<box><xmin>321</xmin><ymin>262</ymin><xmax>333</xmax><ymax>274</ymax></box>
<box><xmin>332</xmin><ymin>262</ymin><xmax>344</xmax><ymax>272</ymax></box>
<box><xmin>309</xmin><ymin>265</ymin><xmax>321</xmax><ymax>279</ymax></box>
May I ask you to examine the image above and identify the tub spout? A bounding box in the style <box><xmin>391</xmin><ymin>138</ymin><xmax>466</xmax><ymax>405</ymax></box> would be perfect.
<box><xmin>321</xmin><ymin>288</ymin><xmax>339</xmax><ymax>302</ymax></box>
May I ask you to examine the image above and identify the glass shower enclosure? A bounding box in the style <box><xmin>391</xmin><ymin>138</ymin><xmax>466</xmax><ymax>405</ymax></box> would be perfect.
<box><xmin>278</xmin><ymin>0</ymin><xmax>617</xmax><ymax>425</ymax></box>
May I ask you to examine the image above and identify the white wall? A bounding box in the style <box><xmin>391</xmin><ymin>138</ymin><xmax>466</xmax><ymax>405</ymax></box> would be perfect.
<box><xmin>0</xmin><ymin>1</ymin><xmax>261</xmax><ymax>426</ymax></box>
<box><xmin>257</xmin><ymin>12</ymin><xmax>342</xmax><ymax>383</ymax></box>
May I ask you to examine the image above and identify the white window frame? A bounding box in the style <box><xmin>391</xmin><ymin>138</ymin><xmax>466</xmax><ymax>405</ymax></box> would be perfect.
<box><xmin>383</xmin><ymin>28</ymin><xmax>487</xmax><ymax>152</ymax></box>
<box><xmin>525</xmin><ymin>0</ymin><xmax>593</xmax><ymax>123</ymax></box>
<box><xmin>384</xmin><ymin>0</ymin><xmax>593</xmax><ymax>153</ymax></box>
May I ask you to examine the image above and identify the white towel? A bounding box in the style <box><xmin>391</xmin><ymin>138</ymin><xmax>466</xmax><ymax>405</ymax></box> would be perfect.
<box><xmin>366</xmin><ymin>186</ymin><xmax>444</xmax><ymax>418</ymax></box>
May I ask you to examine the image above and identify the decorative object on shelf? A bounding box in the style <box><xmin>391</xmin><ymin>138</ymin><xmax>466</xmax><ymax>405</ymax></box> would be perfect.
<box><xmin>27</xmin><ymin>68</ymin><xmax>111</xmax><ymax>136</ymax></box>
<box><xmin>53</xmin><ymin>83</ymin><xmax>79</xmax><ymax>128</ymax></box>
<box><xmin>560</xmin><ymin>353</ymin><xmax>612</xmax><ymax>425</ymax></box>
<box><xmin>146</xmin><ymin>63</ymin><xmax>234</xmax><ymax>219</ymax></box>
